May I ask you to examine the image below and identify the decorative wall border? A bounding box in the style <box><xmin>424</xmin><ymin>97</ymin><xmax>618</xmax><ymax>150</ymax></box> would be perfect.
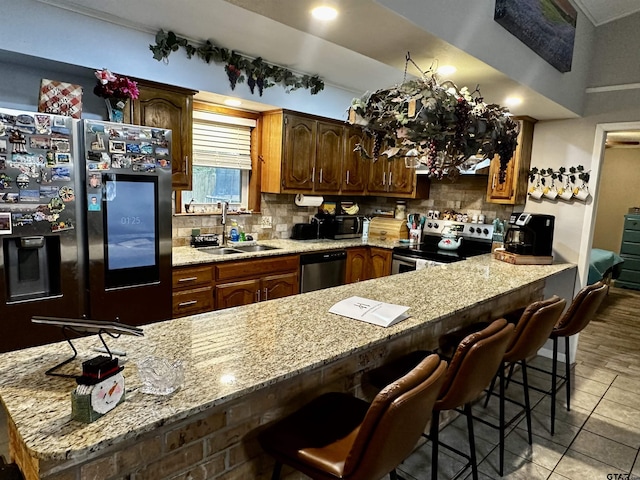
<box><xmin>528</xmin><ymin>166</ymin><xmax>591</xmax><ymax>202</ymax></box>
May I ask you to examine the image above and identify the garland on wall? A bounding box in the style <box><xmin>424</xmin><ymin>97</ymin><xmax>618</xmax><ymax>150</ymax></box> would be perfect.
<box><xmin>149</xmin><ymin>30</ymin><xmax>325</xmax><ymax>96</ymax></box>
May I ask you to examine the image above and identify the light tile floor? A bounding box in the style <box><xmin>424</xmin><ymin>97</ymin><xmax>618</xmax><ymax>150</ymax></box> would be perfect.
<box><xmin>396</xmin><ymin>355</ymin><xmax>640</xmax><ymax>479</ymax></box>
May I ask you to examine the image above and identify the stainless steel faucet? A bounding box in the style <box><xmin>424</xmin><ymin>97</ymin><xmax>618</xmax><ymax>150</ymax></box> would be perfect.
<box><xmin>221</xmin><ymin>201</ymin><xmax>229</xmax><ymax>246</ymax></box>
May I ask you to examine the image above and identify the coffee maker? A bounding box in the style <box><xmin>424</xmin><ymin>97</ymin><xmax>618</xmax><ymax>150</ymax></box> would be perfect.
<box><xmin>504</xmin><ymin>213</ymin><xmax>555</xmax><ymax>256</ymax></box>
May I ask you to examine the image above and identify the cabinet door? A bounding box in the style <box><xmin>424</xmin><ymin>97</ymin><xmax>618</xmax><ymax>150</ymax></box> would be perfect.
<box><xmin>314</xmin><ymin>122</ymin><xmax>342</xmax><ymax>193</ymax></box>
<box><xmin>282</xmin><ymin>115</ymin><xmax>316</xmax><ymax>191</ymax></box>
<box><xmin>367</xmin><ymin>157</ymin><xmax>389</xmax><ymax>194</ymax></box>
<box><xmin>346</xmin><ymin>247</ymin><xmax>369</xmax><ymax>283</ymax></box>
<box><xmin>130</xmin><ymin>84</ymin><xmax>195</xmax><ymax>190</ymax></box>
<box><xmin>486</xmin><ymin>117</ymin><xmax>535</xmax><ymax>205</ymax></box>
<box><xmin>262</xmin><ymin>272</ymin><xmax>299</xmax><ymax>301</ymax></box>
<box><xmin>342</xmin><ymin>127</ymin><xmax>369</xmax><ymax>193</ymax></box>
<box><xmin>388</xmin><ymin>157</ymin><xmax>415</xmax><ymax>195</ymax></box>
<box><xmin>486</xmin><ymin>155</ymin><xmax>515</xmax><ymax>202</ymax></box>
<box><xmin>216</xmin><ymin>279</ymin><xmax>260</xmax><ymax>309</ymax></box>
<box><xmin>369</xmin><ymin>247</ymin><xmax>392</xmax><ymax>278</ymax></box>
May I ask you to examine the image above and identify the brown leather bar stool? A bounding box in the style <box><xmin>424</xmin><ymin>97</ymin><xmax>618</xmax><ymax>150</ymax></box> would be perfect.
<box><xmin>528</xmin><ymin>281</ymin><xmax>608</xmax><ymax>435</ymax></box>
<box><xmin>367</xmin><ymin>318</ymin><xmax>514</xmax><ymax>480</ymax></box>
<box><xmin>258</xmin><ymin>354</ymin><xmax>447</xmax><ymax>480</ymax></box>
<box><xmin>481</xmin><ymin>295</ymin><xmax>566</xmax><ymax>476</ymax></box>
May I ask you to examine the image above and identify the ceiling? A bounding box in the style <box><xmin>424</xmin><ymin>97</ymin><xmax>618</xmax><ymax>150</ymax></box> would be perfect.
<box><xmin>34</xmin><ymin>0</ymin><xmax>640</xmax><ymax>127</ymax></box>
<box><xmin>572</xmin><ymin>0</ymin><xmax>640</xmax><ymax>26</ymax></box>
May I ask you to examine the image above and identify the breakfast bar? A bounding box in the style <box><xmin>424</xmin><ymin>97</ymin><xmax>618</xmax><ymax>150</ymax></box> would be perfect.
<box><xmin>0</xmin><ymin>256</ymin><xmax>575</xmax><ymax>479</ymax></box>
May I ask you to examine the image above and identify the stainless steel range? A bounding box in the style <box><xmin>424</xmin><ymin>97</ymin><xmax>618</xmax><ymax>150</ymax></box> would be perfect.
<box><xmin>391</xmin><ymin>220</ymin><xmax>494</xmax><ymax>274</ymax></box>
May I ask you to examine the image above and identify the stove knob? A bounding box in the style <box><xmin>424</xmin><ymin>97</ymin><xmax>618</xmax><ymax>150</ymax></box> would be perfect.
<box><xmin>433</xmin><ymin>223</ymin><xmax>439</xmax><ymax>229</ymax></box>
<box><xmin>427</xmin><ymin>222</ymin><xmax>432</xmax><ymax>228</ymax></box>
<box><xmin>483</xmin><ymin>228</ymin><xmax>489</xmax><ymax>235</ymax></box>
<box><xmin>469</xmin><ymin>227</ymin><xmax>475</xmax><ymax>233</ymax></box>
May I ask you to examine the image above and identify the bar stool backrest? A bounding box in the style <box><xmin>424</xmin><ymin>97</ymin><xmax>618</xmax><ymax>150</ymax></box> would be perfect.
<box><xmin>344</xmin><ymin>354</ymin><xmax>447</xmax><ymax>479</ymax></box>
<box><xmin>504</xmin><ymin>295</ymin><xmax>567</xmax><ymax>362</ymax></box>
<box><xmin>553</xmin><ymin>281</ymin><xmax>608</xmax><ymax>338</ymax></box>
<box><xmin>436</xmin><ymin>319</ymin><xmax>514</xmax><ymax>411</ymax></box>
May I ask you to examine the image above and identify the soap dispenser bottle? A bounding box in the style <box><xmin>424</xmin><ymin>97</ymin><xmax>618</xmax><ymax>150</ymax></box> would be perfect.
<box><xmin>230</xmin><ymin>220</ymin><xmax>239</xmax><ymax>242</ymax></box>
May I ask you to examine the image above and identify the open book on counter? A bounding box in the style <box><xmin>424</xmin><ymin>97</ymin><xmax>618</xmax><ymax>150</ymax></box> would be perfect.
<box><xmin>329</xmin><ymin>296</ymin><xmax>410</xmax><ymax>327</ymax></box>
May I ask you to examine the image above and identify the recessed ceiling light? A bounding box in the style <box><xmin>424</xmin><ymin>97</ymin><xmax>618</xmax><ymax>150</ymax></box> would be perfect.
<box><xmin>224</xmin><ymin>98</ymin><xmax>242</xmax><ymax>107</ymax></box>
<box><xmin>437</xmin><ymin>65</ymin><xmax>457</xmax><ymax>76</ymax></box>
<box><xmin>311</xmin><ymin>6</ymin><xmax>338</xmax><ymax>20</ymax></box>
<box><xmin>505</xmin><ymin>96</ymin><xmax>523</xmax><ymax>107</ymax></box>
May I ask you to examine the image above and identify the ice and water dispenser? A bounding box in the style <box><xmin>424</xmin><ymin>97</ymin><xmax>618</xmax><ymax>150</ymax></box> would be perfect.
<box><xmin>3</xmin><ymin>235</ymin><xmax>61</xmax><ymax>302</ymax></box>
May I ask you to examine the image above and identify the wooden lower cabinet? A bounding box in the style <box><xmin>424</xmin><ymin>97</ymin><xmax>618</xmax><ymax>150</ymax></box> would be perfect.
<box><xmin>369</xmin><ymin>247</ymin><xmax>392</xmax><ymax>278</ymax></box>
<box><xmin>346</xmin><ymin>247</ymin><xmax>369</xmax><ymax>283</ymax></box>
<box><xmin>214</xmin><ymin>255</ymin><xmax>300</xmax><ymax>310</ymax></box>
<box><xmin>216</xmin><ymin>279</ymin><xmax>261</xmax><ymax>308</ymax></box>
<box><xmin>345</xmin><ymin>247</ymin><xmax>392</xmax><ymax>283</ymax></box>
<box><xmin>172</xmin><ymin>265</ymin><xmax>214</xmax><ymax>317</ymax></box>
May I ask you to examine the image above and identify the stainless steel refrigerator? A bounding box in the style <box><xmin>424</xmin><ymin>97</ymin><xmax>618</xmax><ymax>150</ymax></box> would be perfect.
<box><xmin>0</xmin><ymin>109</ymin><xmax>173</xmax><ymax>352</ymax></box>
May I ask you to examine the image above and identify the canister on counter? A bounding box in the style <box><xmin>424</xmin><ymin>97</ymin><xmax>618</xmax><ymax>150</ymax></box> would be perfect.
<box><xmin>395</xmin><ymin>201</ymin><xmax>406</xmax><ymax>220</ymax></box>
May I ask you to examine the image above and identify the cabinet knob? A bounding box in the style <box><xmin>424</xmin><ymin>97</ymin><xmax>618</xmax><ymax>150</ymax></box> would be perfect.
<box><xmin>256</xmin><ymin>289</ymin><xmax>261</xmax><ymax>302</ymax></box>
<box><xmin>312</xmin><ymin>167</ymin><xmax>315</xmax><ymax>183</ymax></box>
<box><xmin>263</xmin><ymin>287</ymin><xmax>268</xmax><ymax>301</ymax></box>
<box><xmin>388</xmin><ymin>171</ymin><xmax>393</xmax><ymax>187</ymax></box>
<box><xmin>382</xmin><ymin>172</ymin><xmax>386</xmax><ymax>185</ymax></box>
<box><xmin>346</xmin><ymin>170</ymin><xmax>350</xmax><ymax>185</ymax></box>
<box><xmin>319</xmin><ymin>168</ymin><xmax>323</xmax><ymax>184</ymax></box>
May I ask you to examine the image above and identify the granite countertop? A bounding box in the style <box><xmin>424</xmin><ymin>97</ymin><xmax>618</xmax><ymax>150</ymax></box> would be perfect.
<box><xmin>0</xmin><ymin>255</ymin><xmax>574</xmax><ymax>461</ymax></box>
<box><xmin>172</xmin><ymin>238</ymin><xmax>399</xmax><ymax>267</ymax></box>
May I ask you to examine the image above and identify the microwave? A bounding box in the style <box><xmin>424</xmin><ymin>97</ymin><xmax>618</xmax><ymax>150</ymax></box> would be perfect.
<box><xmin>323</xmin><ymin>215</ymin><xmax>366</xmax><ymax>239</ymax></box>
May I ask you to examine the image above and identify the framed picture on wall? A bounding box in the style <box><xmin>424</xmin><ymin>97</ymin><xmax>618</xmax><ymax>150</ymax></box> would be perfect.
<box><xmin>494</xmin><ymin>0</ymin><xmax>577</xmax><ymax>73</ymax></box>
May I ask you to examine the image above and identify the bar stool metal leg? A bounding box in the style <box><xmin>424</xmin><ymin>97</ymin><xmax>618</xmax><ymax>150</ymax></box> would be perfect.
<box><xmin>431</xmin><ymin>410</ymin><xmax>440</xmax><ymax>480</ymax></box>
<box><xmin>565</xmin><ymin>336</ymin><xmax>571</xmax><ymax>411</ymax></box>
<box><xmin>498</xmin><ymin>365</ymin><xmax>505</xmax><ymax>477</ymax></box>
<box><xmin>551</xmin><ymin>337</ymin><xmax>558</xmax><ymax>436</ymax></box>
<box><xmin>522</xmin><ymin>359</ymin><xmax>533</xmax><ymax>445</ymax></box>
<box><xmin>465</xmin><ymin>404</ymin><xmax>479</xmax><ymax>480</ymax></box>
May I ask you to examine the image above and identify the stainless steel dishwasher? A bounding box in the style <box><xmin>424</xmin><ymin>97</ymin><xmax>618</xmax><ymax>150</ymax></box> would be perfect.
<box><xmin>300</xmin><ymin>250</ymin><xmax>347</xmax><ymax>293</ymax></box>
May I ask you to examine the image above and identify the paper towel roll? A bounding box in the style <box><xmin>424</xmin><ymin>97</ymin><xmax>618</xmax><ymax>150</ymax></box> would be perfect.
<box><xmin>295</xmin><ymin>194</ymin><xmax>324</xmax><ymax>207</ymax></box>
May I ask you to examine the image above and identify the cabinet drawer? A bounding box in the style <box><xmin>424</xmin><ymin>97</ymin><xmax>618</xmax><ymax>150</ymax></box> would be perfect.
<box><xmin>172</xmin><ymin>286</ymin><xmax>214</xmax><ymax>317</ymax></box>
<box><xmin>617</xmin><ymin>268</ymin><xmax>640</xmax><ymax>285</ymax></box>
<box><xmin>215</xmin><ymin>255</ymin><xmax>299</xmax><ymax>282</ymax></box>
<box><xmin>172</xmin><ymin>265</ymin><xmax>213</xmax><ymax>289</ymax></box>
<box><xmin>618</xmin><ymin>255</ymin><xmax>640</xmax><ymax>271</ymax></box>
<box><xmin>624</xmin><ymin>215</ymin><xmax>640</xmax><ymax>231</ymax></box>
<box><xmin>620</xmin><ymin>240</ymin><xmax>640</xmax><ymax>255</ymax></box>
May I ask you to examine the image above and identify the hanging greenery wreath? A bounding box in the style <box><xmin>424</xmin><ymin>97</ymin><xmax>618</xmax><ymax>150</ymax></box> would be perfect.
<box><xmin>349</xmin><ymin>54</ymin><xmax>520</xmax><ymax>181</ymax></box>
<box><xmin>149</xmin><ymin>30</ymin><xmax>324</xmax><ymax>96</ymax></box>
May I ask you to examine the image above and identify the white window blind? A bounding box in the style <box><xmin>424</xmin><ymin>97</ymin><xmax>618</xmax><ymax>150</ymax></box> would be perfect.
<box><xmin>192</xmin><ymin>111</ymin><xmax>256</xmax><ymax>170</ymax></box>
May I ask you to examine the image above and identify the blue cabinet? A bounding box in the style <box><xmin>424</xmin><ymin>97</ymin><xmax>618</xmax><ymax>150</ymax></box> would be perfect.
<box><xmin>616</xmin><ymin>214</ymin><xmax>640</xmax><ymax>290</ymax></box>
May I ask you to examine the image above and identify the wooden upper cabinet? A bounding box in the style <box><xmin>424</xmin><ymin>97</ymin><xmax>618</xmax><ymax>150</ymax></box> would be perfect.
<box><xmin>315</xmin><ymin>122</ymin><xmax>343</xmax><ymax>193</ymax></box>
<box><xmin>486</xmin><ymin>116</ymin><xmax>536</xmax><ymax>205</ymax></box>
<box><xmin>388</xmin><ymin>157</ymin><xmax>414</xmax><ymax>195</ymax></box>
<box><xmin>260</xmin><ymin>109</ymin><xmax>427</xmax><ymax>198</ymax></box>
<box><xmin>342</xmin><ymin>127</ymin><xmax>369</xmax><ymax>193</ymax></box>
<box><xmin>127</xmin><ymin>80</ymin><xmax>197</xmax><ymax>190</ymax></box>
<box><xmin>283</xmin><ymin>114</ymin><xmax>316</xmax><ymax>192</ymax></box>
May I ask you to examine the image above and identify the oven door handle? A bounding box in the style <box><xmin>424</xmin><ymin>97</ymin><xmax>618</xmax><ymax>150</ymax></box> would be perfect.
<box><xmin>392</xmin><ymin>254</ymin><xmax>419</xmax><ymax>264</ymax></box>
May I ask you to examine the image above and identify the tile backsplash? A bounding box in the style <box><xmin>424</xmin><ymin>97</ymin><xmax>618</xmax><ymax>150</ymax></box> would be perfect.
<box><xmin>172</xmin><ymin>176</ymin><xmax>515</xmax><ymax>247</ymax></box>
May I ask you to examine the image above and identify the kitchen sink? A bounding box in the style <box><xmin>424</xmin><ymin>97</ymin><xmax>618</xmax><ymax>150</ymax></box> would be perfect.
<box><xmin>199</xmin><ymin>247</ymin><xmax>244</xmax><ymax>255</ymax></box>
<box><xmin>198</xmin><ymin>245</ymin><xmax>280</xmax><ymax>255</ymax></box>
<box><xmin>232</xmin><ymin>245</ymin><xmax>280</xmax><ymax>252</ymax></box>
